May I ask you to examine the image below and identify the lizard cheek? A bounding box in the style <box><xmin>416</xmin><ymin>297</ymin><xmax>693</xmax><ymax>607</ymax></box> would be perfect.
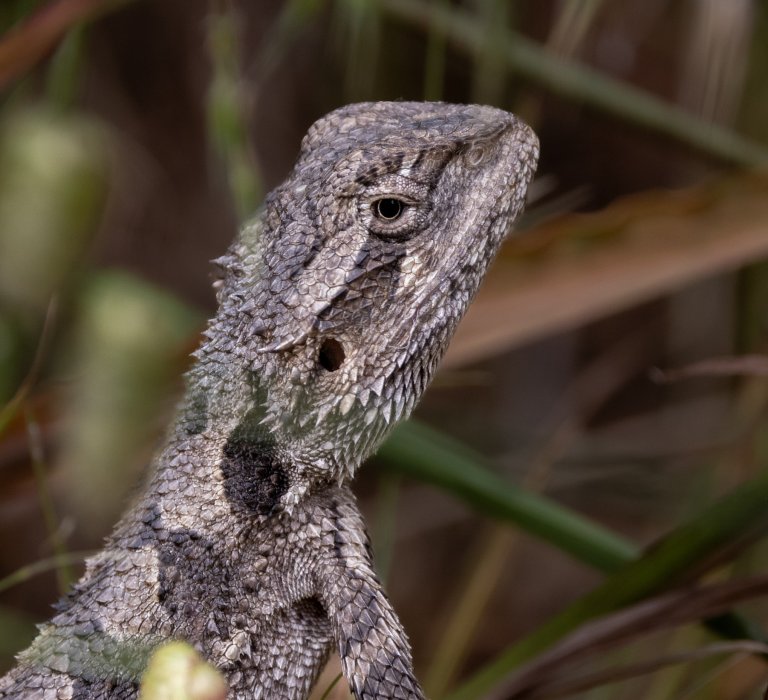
<box><xmin>318</xmin><ymin>337</ymin><xmax>346</xmax><ymax>372</ymax></box>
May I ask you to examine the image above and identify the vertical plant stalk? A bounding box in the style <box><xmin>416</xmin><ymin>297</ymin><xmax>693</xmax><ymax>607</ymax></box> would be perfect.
<box><xmin>254</xmin><ymin>0</ymin><xmax>324</xmax><ymax>80</ymax></box>
<box><xmin>371</xmin><ymin>474</ymin><xmax>401</xmax><ymax>584</ymax></box>
<box><xmin>469</xmin><ymin>0</ymin><xmax>509</xmax><ymax>105</ymax></box>
<box><xmin>332</xmin><ymin>0</ymin><xmax>381</xmax><ymax>102</ymax></box>
<box><xmin>0</xmin><ymin>298</ymin><xmax>59</xmax><ymax>436</ymax></box>
<box><xmin>422</xmin><ymin>0</ymin><xmax>448</xmax><ymax>101</ymax></box>
<box><xmin>206</xmin><ymin>0</ymin><xmax>261</xmax><ymax>218</ymax></box>
<box><xmin>24</xmin><ymin>405</ymin><xmax>75</xmax><ymax>593</ymax></box>
<box><xmin>424</xmin><ymin>526</ymin><xmax>514</xmax><ymax>698</ymax></box>
<box><xmin>318</xmin><ymin>672</ymin><xmax>344</xmax><ymax>700</ymax></box>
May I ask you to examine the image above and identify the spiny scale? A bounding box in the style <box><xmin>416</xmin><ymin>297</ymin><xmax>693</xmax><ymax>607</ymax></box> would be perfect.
<box><xmin>0</xmin><ymin>102</ymin><xmax>538</xmax><ymax>699</ymax></box>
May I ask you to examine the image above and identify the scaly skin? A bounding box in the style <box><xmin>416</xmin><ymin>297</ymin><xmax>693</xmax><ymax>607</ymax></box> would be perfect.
<box><xmin>0</xmin><ymin>102</ymin><xmax>538</xmax><ymax>699</ymax></box>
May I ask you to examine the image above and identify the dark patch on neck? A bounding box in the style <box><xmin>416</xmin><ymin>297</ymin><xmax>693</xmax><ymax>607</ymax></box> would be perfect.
<box><xmin>220</xmin><ymin>407</ymin><xmax>288</xmax><ymax>515</ymax></box>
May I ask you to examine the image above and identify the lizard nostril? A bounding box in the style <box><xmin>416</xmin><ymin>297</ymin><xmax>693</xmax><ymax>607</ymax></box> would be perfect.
<box><xmin>465</xmin><ymin>144</ymin><xmax>487</xmax><ymax>167</ymax></box>
<box><xmin>318</xmin><ymin>338</ymin><xmax>345</xmax><ymax>372</ymax></box>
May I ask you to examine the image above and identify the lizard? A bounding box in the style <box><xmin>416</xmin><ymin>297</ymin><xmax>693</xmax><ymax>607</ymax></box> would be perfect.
<box><xmin>0</xmin><ymin>101</ymin><xmax>538</xmax><ymax>700</ymax></box>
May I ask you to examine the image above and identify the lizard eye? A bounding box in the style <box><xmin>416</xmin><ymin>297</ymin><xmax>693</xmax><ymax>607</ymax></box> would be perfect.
<box><xmin>373</xmin><ymin>198</ymin><xmax>405</xmax><ymax>220</ymax></box>
<box><xmin>360</xmin><ymin>177</ymin><xmax>428</xmax><ymax>239</ymax></box>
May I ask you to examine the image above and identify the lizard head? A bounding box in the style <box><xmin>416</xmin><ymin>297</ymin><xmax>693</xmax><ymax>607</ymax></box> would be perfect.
<box><xmin>208</xmin><ymin>102</ymin><xmax>538</xmax><ymax>509</ymax></box>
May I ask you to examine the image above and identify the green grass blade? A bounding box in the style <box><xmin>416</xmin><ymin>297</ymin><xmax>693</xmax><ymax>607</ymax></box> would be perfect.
<box><xmin>206</xmin><ymin>5</ymin><xmax>262</xmax><ymax>217</ymax></box>
<box><xmin>379</xmin><ymin>420</ymin><xmax>638</xmax><ymax>572</ymax></box>
<box><xmin>0</xmin><ymin>551</ymin><xmax>91</xmax><ymax>595</ymax></box>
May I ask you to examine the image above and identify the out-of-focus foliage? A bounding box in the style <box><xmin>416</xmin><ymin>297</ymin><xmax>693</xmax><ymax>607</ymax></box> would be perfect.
<box><xmin>0</xmin><ymin>2</ymin><xmax>768</xmax><ymax>700</ymax></box>
<box><xmin>0</xmin><ymin>108</ymin><xmax>109</xmax><ymax>404</ymax></box>
<box><xmin>0</xmin><ymin>109</ymin><xmax>107</xmax><ymax>315</ymax></box>
<box><xmin>139</xmin><ymin>641</ymin><xmax>227</xmax><ymax>700</ymax></box>
<box><xmin>206</xmin><ymin>6</ymin><xmax>261</xmax><ymax>217</ymax></box>
<box><xmin>57</xmin><ymin>272</ymin><xmax>200</xmax><ymax>530</ymax></box>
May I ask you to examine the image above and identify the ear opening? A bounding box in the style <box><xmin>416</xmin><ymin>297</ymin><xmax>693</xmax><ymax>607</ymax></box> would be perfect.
<box><xmin>318</xmin><ymin>338</ymin><xmax>345</xmax><ymax>372</ymax></box>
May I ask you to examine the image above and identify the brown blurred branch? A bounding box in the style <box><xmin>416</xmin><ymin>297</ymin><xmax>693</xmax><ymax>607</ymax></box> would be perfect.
<box><xmin>0</xmin><ymin>0</ymin><xmax>130</xmax><ymax>90</ymax></box>
<box><xmin>651</xmin><ymin>354</ymin><xmax>768</xmax><ymax>384</ymax></box>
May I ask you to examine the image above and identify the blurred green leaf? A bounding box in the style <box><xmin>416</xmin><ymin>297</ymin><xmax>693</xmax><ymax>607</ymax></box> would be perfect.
<box><xmin>381</xmin><ymin>419</ymin><xmax>766</xmax><ymax>696</ymax></box>
<box><xmin>57</xmin><ymin>271</ymin><xmax>201</xmax><ymax>529</ymax></box>
<box><xmin>0</xmin><ymin>108</ymin><xmax>109</xmax><ymax>314</ymax></box>
<box><xmin>139</xmin><ymin>641</ymin><xmax>227</xmax><ymax>700</ymax></box>
<box><xmin>0</xmin><ymin>106</ymin><xmax>110</xmax><ymax>422</ymax></box>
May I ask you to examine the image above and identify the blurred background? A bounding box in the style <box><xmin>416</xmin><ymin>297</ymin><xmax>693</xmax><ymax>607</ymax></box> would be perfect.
<box><xmin>1</xmin><ymin>1</ymin><xmax>768</xmax><ymax>698</ymax></box>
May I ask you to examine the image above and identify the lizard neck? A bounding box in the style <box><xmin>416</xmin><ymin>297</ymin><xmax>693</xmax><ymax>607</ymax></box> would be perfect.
<box><xmin>131</xmin><ymin>343</ymin><xmax>316</xmax><ymax>536</ymax></box>
<box><xmin>149</xmin><ymin>221</ymin><xmax>412</xmax><ymax>515</ymax></box>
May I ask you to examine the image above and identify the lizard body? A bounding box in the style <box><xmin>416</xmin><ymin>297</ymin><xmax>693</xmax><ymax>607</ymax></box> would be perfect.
<box><xmin>0</xmin><ymin>101</ymin><xmax>538</xmax><ymax>699</ymax></box>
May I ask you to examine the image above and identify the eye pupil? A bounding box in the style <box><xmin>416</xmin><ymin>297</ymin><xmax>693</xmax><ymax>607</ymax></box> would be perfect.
<box><xmin>374</xmin><ymin>198</ymin><xmax>404</xmax><ymax>220</ymax></box>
